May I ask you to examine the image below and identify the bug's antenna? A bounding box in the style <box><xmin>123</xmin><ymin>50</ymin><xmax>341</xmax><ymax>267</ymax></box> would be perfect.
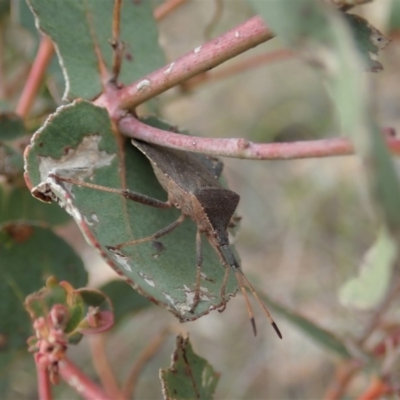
<box><xmin>219</xmin><ymin>244</ymin><xmax>282</xmax><ymax>339</ymax></box>
<box><xmin>235</xmin><ymin>271</ymin><xmax>257</xmax><ymax>336</ymax></box>
<box><xmin>239</xmin><ymin>271</ymin><xmax>282</xmax><ymax>339</ymax></box>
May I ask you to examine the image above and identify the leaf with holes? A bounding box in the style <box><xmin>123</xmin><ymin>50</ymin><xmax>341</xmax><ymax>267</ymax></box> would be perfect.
<box><xmin>24</xmin><ymin>100</ymin><xmax>237</xmax><ymax>322</ymax></box>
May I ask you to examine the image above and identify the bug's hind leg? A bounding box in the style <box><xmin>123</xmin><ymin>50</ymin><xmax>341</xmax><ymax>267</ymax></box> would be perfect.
<box><xmin>217</xmin><ymin>267</ymin><xmax>230</xmax><ymax>313</ymax></box>
<box><xmin>107</xmin><ymin>214</ymin><xmax>185</xmax><ymax>251</ymax></box>
<box><xmin>189</xmin><ymin>230</ymin><xmax>220</xmax><ymax>314</ymax></box>
<box><xmin>49</xmin><ymin>173</ymin><xmax>172</xmax><ymax>209</ymax></box>
<box><xmin>189</xmin><ymin>230</ymin><xmax>204</xmax><ymax>313</ymax></box>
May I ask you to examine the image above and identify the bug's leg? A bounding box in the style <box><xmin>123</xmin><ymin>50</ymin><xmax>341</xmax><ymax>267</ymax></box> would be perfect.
<box><xmin>49</xmin><ymin>173</ymin><xmax>171</xmax><ymax>209</ymax></box>
<box><xmin>217</xmin><ymin>267</ymin><xmax>230</xmax><ymax>313</ymax></box>
<box><xmin>108</xmin><ymin>214</ymin><xmax>186</xmax><ymax>250</ymax></box>
<box><xmin>211</xmin><ymin>243</ymin><xmax>231</xmax><ymax>312</ymax></box>
<box><xmin>189</xmin><ymin>230</ymin><xmax>203</xmax><ymax>312</ymax></box>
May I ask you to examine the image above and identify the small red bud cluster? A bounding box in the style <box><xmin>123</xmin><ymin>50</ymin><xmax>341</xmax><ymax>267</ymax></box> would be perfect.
<box><xmin>27</xmin><ymin>304</ymin><xmax>70</xmax><ymax>384</ymax></box>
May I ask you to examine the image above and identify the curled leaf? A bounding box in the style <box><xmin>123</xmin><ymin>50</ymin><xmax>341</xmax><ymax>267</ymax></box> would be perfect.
<box><xmin>160</xmin><ymin>335</ymin><xmax>220</xmax><ymax>400</ymax></box>
<box><xmin>339</xmin><ymin>228</ymin><xmax>397</xmax><ymax>310</ymax></box>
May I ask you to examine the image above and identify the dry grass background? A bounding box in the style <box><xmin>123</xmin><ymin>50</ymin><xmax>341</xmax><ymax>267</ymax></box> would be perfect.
<box><xmin>9</xmin><ymin>1</ymin><xmax>400</xmax><ymax>399</ymax></box>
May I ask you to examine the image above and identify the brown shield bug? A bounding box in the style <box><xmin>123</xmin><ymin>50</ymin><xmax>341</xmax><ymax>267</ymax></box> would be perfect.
<box><xmin>50</xmin><ymin>140</ymin><xmax>282</xmax><ymax>338</ymax></box>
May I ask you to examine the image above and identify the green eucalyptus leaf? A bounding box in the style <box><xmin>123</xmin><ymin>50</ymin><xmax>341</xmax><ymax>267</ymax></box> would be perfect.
<box><xmin>343</xmin><ymin>13</ymin><xmax>390</xmax><ymax>72</ymax></box>
<box><xmin>251</xmin><ymin>0</ymin><xmax>400</xmax><ymax>240</ymax></box>
<box><xmin>0</xmin><ymin>0</ymin><xmax>10</xmax><ymax>17</ymax></box>
<box><xmin>0</xmin><ymin>184</ymin><xmax>70</xmax><ymax>225</ymax></box>
<box><xmin>13</xmin><ymin>0</ymin><xmax>37</xmax><ymax>37</ymax></box>
<box><xmin>78</xmin><ymin>288</ymin><xmax>111</xmax><ymax>310</ymax></box>
<box><xmin>0</xmin><ymin>222</ymin><xmax>87</xmax><ymax>353</ymax></box>
<box><xmin>0</xmin><ymin>144</ymin><xmax>23</xmax><ymax>178</ymax></box>
<box><xmin>13</xmin><ymin>0</ymin><xmax>66</xmax><ymax>101</ymax></box>
<box><xmin>160</xmin><ymin>335</ymin><xmax>220</xmax><ymax>400</ymax></box>
<box><xmin>27</xmin><ymin>0</ymin><xmax>165</xmax><ymax>100</ymax></box>
<box><xmin>339</xmin><ymin>228</ymin><xmax>397</xmax><ymax>310</ymax></box>
<box><xmin>0</xmin><ymin>351</ymin><xmax>13</xmax><ymax>399</ymax></box>
<box><xmin>0</xmin><ymin>350</ymin><xmax>29</xmax><ymax>400</ymax></box>
<box><xmin>0</xmin><ymin>112</ymin><xmax>26</xmax><ymax>141</ymax></box>
<box><xmin>250</xmin><ymin>0</ymin><xmax>367</xmax><ymax>136</ymax></box>
<box><xmin>367</xmin><ymin>126</ymin><xmax>400</xmax><ymax>235</ymax></box>
<box><xmin>389</xmin><ymin>0</ymin><xmax>400</xmax><ymax>31</ymax></box>
<box><xmin>24</xmin><ymin>100</ymin><xmax>238</xmax><ymax>322</ymax></box>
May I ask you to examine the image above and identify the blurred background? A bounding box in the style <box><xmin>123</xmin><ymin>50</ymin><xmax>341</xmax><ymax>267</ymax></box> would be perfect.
<box><xmin>3</xmin><ymin>0</ymin><xmax>400</xmax><ymax>398</ymax></box>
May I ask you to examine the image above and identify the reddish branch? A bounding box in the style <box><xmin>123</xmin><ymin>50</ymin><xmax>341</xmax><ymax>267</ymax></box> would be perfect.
<box><xmin>122</xmin><ymin>328</ymin><xmax>170</xmax><ymax>399</ymax></box>
<box><xmin>89</xmin><ymin>335</ymin><xmax>121</xmax><ymax>399</ymax></box>
<box><xmin>324</xmin><ymin>361</ymin><xmax>362</xmax><ymax>400</ymax></box>
<box><xmin>111</xmin><ymin>0</ymin><xmax>123</xmax><ymax>80</ymax></box>
<box><xmin>59</xmin><ymin>358</ymin><xmax>111</xmax><ymax>400</ymax></box>
<box><xmin>116</xmin><ymin>16</ymin><xmax>274</xmax><ymax>110</ymax></box>
<box><xmin>118</xmin><ymin>115</ymin><xmax>400</xmax><ymax>160</ymax></box>
<box><xmin>357</xmin><ymin>377</ymin><xmax>392</xmax><ymax>400</ymax></box>
<box><xmin>16</xmin><ymin>35</ymin><xmax>54</xmax><ymax>119</ymax></box>
<box><xmin>36</xmin><ymin>362</ymin><xmax>52</xmax><ymax>400</ymax></box>
<box><xmin>154</xmin><ymin>0</ymin><xmax>187</xmax><ymax>20</ymax></box>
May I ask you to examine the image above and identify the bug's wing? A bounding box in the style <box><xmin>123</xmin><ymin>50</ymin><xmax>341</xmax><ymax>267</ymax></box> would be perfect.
<box><xmin>132</xmin><ymin>140</ymin><xmax>223</xmax><ymax>193</ymax></box>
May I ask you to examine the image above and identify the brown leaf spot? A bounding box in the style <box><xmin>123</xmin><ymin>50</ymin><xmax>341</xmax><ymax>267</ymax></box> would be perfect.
<box><xmin>5</xmin><ymin>224</ymin><xmax>34</xmax><ymax>243</ymax></box>
<box><xmin>0</xmin><ymin>334</ymin><xmax>8</xmax><ymax>350</ymax></box>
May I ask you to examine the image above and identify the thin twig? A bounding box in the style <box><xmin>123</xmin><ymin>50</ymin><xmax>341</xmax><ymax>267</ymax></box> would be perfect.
<box><xmin>59</xmin><ymin>357</ymin><xmax>111</xmax><ymax>400</ymax></box>
<box><xmin>111</xmin><ymin>0</ymin><xmax>123</xmax><ymax>82</ymax></box>
<box><xmin>121</xmin><ymin>328</ymin><xmax>170</xmax><ymax>400</ymax></box>
<box><xmin>36</xmin><ymin>362</ymin><xmax>52</xmax><ymax>400</ymax></box>
<box><xmin>358</xmin><ymin>277</ymin><xmax>400</xmax><ymax>347</ymax></box>
<box><xmin>356</xmin><ymin>376</ymin><xmax>391</xmax><ymax>400</ymax></box>
<box><xmin>154</xmin><ymin>0</ymin><xmax>187</xmax><ymax>21</ymax></box>
<box><xmin>324</xmin><ymin>361</ymin><xmax>361</xmax><ymax>400</ymax></box>
<box><xmin>324</xmin><ymin>274</ymin><xmax>400</xmax><ymax>399</ymax></box>
<box><xmin>16</xmin><ymin>35</ymin><xmax>54</xmax><ymax>119</ymax></box>
<box><xmin>118</xmin><ymin>115</ymin><xmax>400</xmax><ymax>160</ymax></box>
<box><xmin>115</xmin><ymin>16</ymin><xmax>274</xmax><ymax>110</ymax></box>
<box><xmin>89</xmin><ymin>334</ymin><xmax>121</xmax><ymax>399</ymax></box>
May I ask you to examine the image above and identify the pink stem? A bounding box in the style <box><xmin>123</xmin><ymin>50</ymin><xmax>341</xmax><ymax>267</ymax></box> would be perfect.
<box><xmin>59</xmin><ymin>358</ymin><xmax>111</xmax><ymax>400</ymax></box>
<box><xmin>36</xmin><ymin>362</ymin><xmax>52</xmax><ymax>400</ymax></box>
<box><xmin>118</xmin><ymin>115</ymin><xmax>400</xmax><ymax>159</ymax></box>
<box><xmin>16</xmin><ymin>35</ymin><xmax>54</xmax><ymax>119</ymax></box>
<box><xmin>116</xmin><ymin>16</ymin><xmax>274</xmax><ymax>109</ymax></box>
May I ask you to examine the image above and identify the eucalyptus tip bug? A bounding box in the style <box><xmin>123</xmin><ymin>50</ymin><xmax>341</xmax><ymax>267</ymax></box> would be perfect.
<box><xmin>49</xmin><ymin>139</ymin><xmax>282</xmax><ymax>339</ymax></box>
